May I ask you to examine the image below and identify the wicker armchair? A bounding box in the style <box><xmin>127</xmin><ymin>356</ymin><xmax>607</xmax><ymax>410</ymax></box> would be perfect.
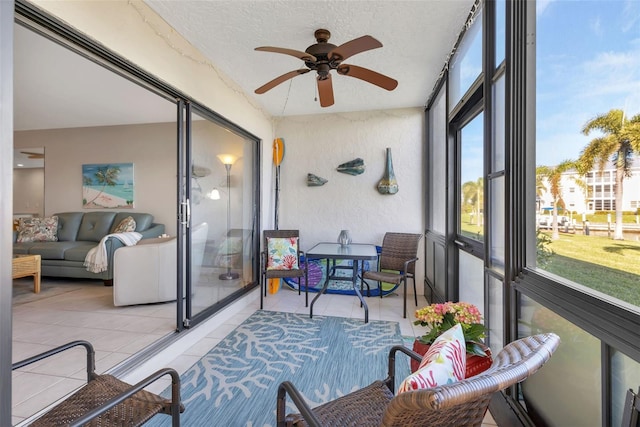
<box><xmin>260</xmin><ymin>230</ymin><xmax>309</xmax><ymax>309</ymax></box>
<box><xmin>277</xmin><ymin>332</ymin><xmax>560</xmax><ymax>427</ymax></box>
<box><xmin>622</xmin><ymin>387</ymin><xmax>640</xmax><ymax>427</ymax></box>
<box><xmin>13</xmin><ymin>340</ymin><xmax>183</xmax><ymax>427</ymax></box>
<box><xmin>360</xmin><ymin>232</ymin><xmax>422</xmax><ymax>318</ymax></box>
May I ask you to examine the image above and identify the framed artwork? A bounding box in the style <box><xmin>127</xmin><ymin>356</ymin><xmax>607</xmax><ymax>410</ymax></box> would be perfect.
<box><xmin>82</xmin><ymin>163</ymin><xmax>134</xmax><ymax>209</ymax></box>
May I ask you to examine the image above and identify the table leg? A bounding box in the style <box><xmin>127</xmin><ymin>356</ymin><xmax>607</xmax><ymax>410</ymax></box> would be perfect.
<box><xmin>309</xmin><ymin>258</ymin><xmax>331</xmax><ymax>319</ymax></box>
<box><xmin>351</xmin><ymin>260</ymin><xmax>368</xmax><ymax>323</ymax></box>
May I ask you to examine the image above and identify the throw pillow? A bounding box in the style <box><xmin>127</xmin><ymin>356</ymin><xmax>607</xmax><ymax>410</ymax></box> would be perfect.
<box><xmin>112</xmin><ymin>216</ymin><xmax>136</xmax><ymax>233</ymax></box>
<box><xmin>17</xmin><ymin>216</ymin><xmax>59</xmax><ymax>243</ymax></box>
<box><xmin>266</xmin><ymin>237</ymin><xmax>299</xmax><ymax>270</ymax></box>
<box><xmin>398</xmin><ymin>323</ymin><xmax>466</xmax><ymax>393</ymax></box>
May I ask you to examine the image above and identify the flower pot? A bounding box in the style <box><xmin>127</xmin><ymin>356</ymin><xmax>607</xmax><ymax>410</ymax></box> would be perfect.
<box><xmin>411</xmin><ymin>339</ymin><xmax>493</xmax><ymax>378</ymax></box>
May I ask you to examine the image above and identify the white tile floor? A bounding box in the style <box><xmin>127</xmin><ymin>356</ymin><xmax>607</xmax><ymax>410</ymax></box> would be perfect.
<box><xmin>11</xmin><ymin>280</ymin><xmax>497</xmax><ymax>426</ymax></box>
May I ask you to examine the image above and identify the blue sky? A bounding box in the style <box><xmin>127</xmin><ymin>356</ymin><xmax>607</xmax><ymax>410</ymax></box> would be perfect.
<box><xmin>536</xmin><ymin>0</ymin><xmax>640</xmax><ymax>166</ymax></box>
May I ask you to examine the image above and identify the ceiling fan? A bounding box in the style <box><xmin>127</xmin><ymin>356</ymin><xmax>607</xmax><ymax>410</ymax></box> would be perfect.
<box><xmin>20</xmin><ymin>151</ymin><xmax>44</xmax><ymax>159</ymax></box>
<box><xmin>254</xmin><ymin>29</ymin><xmax>398</xmax><ymax>107</ymax></box>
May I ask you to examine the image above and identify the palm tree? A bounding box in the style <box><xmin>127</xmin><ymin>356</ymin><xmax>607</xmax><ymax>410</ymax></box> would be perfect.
<box><xmin>85</xmin><ymin>165</ymin><xmax>121</xmax><ymax>206</ymax></box>
<box><xmin>578</xmin><ymin>109</ymin><xmax>640</xmax><ymax>240</ymax></box>
<box><xmin>462</xmin><ymin>177</ymin><xmax>483</xmax><ymax>226</ymax></box>
<box><xmin>537</xmin><ymin>160</ymin><xmax>575</xmax><ymax>240</ymax></box>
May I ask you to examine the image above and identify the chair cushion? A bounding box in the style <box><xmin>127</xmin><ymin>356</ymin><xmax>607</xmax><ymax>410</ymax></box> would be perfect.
<box><xmin>266</xmin><ymin>237</ymin><xmax>299</xmax><ymax>270</ymax></box>
<box><xmin>111</xmin><ymin>216</ymin><xmax>136</xmax><ymax>233</ymax></box>
<box><xmin>17</xmin><ymin>216</ymin><xmax>59</xmax><ymax>243</ymax></box>
<box><xmin>398</xmin><ymin>324</ymin><xmax>466</xmax><ymax>393</ymax></box>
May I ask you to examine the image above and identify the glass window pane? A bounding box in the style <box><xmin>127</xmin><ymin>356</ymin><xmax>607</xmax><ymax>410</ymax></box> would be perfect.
<box><xmin>495</xmin><ymin>0</ymin><xmax>506</xmax><ymax>67</ymax></box>
<box><xmin>191</xmin><ymin>113</ymin><xmax>256</xmax><ymax>316</ymax></box>
<box><xmin>487</xmin><ymin>275</ymin><xmax>503</xmax><ymax>354</ymax></box>
<box><xmin>518</xmin><ymin>296</ymin><xmax>601</xmax><ymax>426</ymax></box>
<box><xmin>458</xmin><ymin>250</ymin><xmax>484</xmax><ymax>313</ymax></box>
<box><xmin>492</xmin><ymin>74</ymin><xmax>505</xmax><ymax>172</ymax></box>
<box><xmin>460</xmin><ymin>112</ymin><xmax>484</xmax><ymax>242</ymax></box>
<box><xmin>611</xmin><ymin>349</ymin><xmax>640</xmax><ymax>427</ymax></box>
<box><xmin>449</xmin><ymin>5</ymin><xmax>483</xmax><ymax>111</ymax></box>
<box><xmin>534</xmin><ymin>1</ymin><xmax>640</xmax><ymax>309</ymax></box>
<box><xmin>489</xmin><ymin>176</ymin><xmax>504</xmax><ymax>271</ymax></box>
<box><xmin>429</xmin><ymin>87</ymin><xmax>447</xmax><ymax>233</ymax></box>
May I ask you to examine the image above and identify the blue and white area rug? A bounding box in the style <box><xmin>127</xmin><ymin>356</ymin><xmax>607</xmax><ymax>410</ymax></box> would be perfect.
<box><xmin>146</xmin><ymin>310</ymin><xmax>409</xmax><ymax>427</ymax></box>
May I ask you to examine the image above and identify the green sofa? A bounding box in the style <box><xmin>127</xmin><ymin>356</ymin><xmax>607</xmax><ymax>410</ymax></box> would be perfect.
<box><xmin>13</xmin><ymin>211</ymin><xmax>164</xmax><ymax>284</ymax></box>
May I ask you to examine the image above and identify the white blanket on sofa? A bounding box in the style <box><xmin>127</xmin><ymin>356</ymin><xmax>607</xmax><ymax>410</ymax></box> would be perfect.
<box><xmin>84</xmin><ymin>232</ymin><xmax>142</xmax><ymax>273</ymax></box>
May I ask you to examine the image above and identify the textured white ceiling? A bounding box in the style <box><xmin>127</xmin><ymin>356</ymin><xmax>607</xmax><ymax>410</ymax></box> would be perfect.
<box><xmin>13</xmin><ymin>1</ymin><xmax>474</xmax><ymax>133</ymax></box>
<box><xmin>144</xmin><ymin>0</ymin><xmax>474</xmax><ymax>116</ymax></box>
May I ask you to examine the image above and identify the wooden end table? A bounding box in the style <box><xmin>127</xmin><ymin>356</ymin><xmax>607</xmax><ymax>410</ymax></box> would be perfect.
<box><xmin>12</xmin><ymin>254</ymin><xmax>42</xmax><ymax>293</ymax></box>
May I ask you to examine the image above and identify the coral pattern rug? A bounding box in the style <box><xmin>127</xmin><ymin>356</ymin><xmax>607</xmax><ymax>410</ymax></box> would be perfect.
<box><xmin>146</xmin><ymin>310</ymin><xmax>409</xmax><ymax>427</ymax></box>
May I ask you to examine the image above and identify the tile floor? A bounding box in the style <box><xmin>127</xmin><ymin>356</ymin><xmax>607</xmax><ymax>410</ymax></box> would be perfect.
<box><xmin>11</xmin><ymin>278</ymin><xmax>497</xmax><ymax>426</ymax></box>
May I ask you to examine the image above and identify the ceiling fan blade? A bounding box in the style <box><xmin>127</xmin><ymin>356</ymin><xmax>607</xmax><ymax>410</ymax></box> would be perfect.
<box><xmin>317</xmin><ymin>75</ymin><xmax>334</xmax><ymax>107</ymax></box>
<box><xmin>255</xmin><ymin>69</ymin><xmax>311</xmax><ymax>94</ymax></box>
<box><xmin>255</xmin><ymin>46</ymin><xmax>317</xmax><ymax>63</ymax></box>
<box><xmin>20</xmin><ymin>151</ymin><xmax>45</xmax><ymax>158</ymax></box>
<box><xmin>337</xmin><ymin>64</ymin><xmax>398</xmax><ymax>91</ymax></box>
<box><xmin>329</xmin><ymin>35</ymin><xmax>382</xmax><ymax>62</ymax></box>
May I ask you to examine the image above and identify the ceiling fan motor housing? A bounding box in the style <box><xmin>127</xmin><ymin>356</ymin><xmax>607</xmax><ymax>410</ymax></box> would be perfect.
<box><xmin>305</xmin><ymin>29</ymin><xmax>338</xmax><ymax>70</ymax></box>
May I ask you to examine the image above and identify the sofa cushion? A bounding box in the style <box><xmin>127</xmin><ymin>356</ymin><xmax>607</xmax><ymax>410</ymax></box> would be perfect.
<box><xmin>77</xmin><ymin>212</ymin><xmax>117</xmax><ymax>242</ymax></box>
<box><xmin>13</xmin><ymin>243</ymin><xmax>37</xmax><ymax>255</ymax></box>
<box><xmin>113</xmin><ymin>212</ymin><xmax>153</xmax><ymax>232</ymax></box>
<box><xmin>64</xmin><ymin>242</ymin><xmax>101</xmax><ymax>262</ymax></box>
<box><xmin>24</xmin><ymin>241</ymin><xmax>88</xmax><ymax>260</ymax></box>
<box><xmin>55</xmin><ymin>212</ymin><xmax>84</xmax><ymax>241</ymax></box>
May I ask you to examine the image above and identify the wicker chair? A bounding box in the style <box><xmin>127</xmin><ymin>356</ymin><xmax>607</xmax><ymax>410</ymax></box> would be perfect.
<box><xmin>622</xmin><ymin>387</ymin><xmax>640</xmax><ymax>427</ymax></box>
<box><xmin>360</xmin><ymin>232</ymin><xmax>422</xmax><ymax>318</ymax></box>
<box><xmin>277</xmin><ymin>332</ymin><xmax>560</xmax><ymax>427</ymax></box>
<box><xmin>260</xmin><ymin>230</ymin><xmax>309</xmax><ymax>309</ymax></box>
<box><xmin>13</xmin><ymin>340</ymin><xmax>183</xmax><ymax>427</ymax></box>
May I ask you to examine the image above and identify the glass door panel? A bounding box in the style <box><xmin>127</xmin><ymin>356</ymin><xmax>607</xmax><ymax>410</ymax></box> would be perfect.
<box><xmin>185</xmin><ymin>111</ymin><xmax>256</xmax><ymax>320</ymax></box>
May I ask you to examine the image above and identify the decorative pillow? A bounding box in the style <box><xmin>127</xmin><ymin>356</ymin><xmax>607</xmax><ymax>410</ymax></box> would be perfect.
<box><xmin>112</xmin><ymin>216</ymin><xmax>136</xmax><ymax>233</ymax></box>
<box><xmin>398</xmin><ymin>324</ymin><xmax>466</xmax><ymax>393</ymax></box>
<box><xmin>17</xmin><ymin>216</ymin><xmax>59</xmax><ymax>243</ymax></box>
<box><xmin>266</xmin><ymin>237</ymin><xmax>299</xmax><ymax>270</ymax></box>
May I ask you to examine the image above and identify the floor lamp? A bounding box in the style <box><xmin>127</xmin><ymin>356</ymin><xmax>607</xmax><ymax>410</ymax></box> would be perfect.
<box><xmin>217</xmin><ymin>154</ymin><xmax>240</xmax><ymax>280</ymax></box>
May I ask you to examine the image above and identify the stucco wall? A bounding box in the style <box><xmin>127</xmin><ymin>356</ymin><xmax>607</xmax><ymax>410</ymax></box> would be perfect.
<box><xmin>275</xmin><ymin>108</ymin><xmax>426</xmax><ymax>291</ymax></box>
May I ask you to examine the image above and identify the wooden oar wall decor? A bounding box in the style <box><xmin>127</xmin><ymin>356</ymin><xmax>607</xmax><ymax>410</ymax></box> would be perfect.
<box><xmin>269</xmin><ymin>138</ymin><xmax>285</xmax><ymax>294</ymax></box>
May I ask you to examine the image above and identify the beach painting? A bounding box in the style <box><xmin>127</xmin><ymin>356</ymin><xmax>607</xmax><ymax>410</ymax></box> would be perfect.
<box><xmin>82</xmin><ymin>163</ymin><xmax>134</xmax><ymax>209</ymax></box>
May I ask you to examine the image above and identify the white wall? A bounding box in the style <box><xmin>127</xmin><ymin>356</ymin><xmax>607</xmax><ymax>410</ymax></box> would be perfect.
<box><xmin>15</xmin><ymin>123</ymin><xmax>177</xmax><ymax>234</ymax></box>
<box><xmin>275</xmin><ymin>108</ymin><xmax>426</xmax><ymax>291</ymax></box>
<box><xmin>31</xmin><ymin>0</ymin><xmax>275</xmax><ymax>233</ymax></box>
<box><xmin>13</xmin><ymin>168</ymin><xmax>44</xmax><ymax>217</ymax></box>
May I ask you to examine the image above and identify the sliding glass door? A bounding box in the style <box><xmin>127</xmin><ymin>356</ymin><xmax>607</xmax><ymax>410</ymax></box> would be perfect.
<box><xmin>180</xmin><ymin>106</ymin><xmax>259</xmax><ymax>327</ymax></box>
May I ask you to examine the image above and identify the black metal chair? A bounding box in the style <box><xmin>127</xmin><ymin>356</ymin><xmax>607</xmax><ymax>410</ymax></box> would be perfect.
<box><xmin>260</xmin><ymin>230</ymin><xmax>309</xmax><ymax>309</ymax></box>
<box><xmin>360</xmin><ymin>232</ymin><xmax>422</xmax><ymax>318</ymax></box>
<box><xmin>13</xmin><ymin>340</ymin><xmax>183</xmax><ymax>427</ymax></box>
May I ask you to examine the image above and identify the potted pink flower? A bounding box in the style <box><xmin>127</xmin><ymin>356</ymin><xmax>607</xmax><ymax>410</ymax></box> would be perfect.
<box><xmin>412</xmin><ymin>301</ymin><xmax>491</xmax><ymax>375</ymax></box>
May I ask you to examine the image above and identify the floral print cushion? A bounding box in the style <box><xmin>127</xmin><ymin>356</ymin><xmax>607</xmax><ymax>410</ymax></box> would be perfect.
<box><xmin>111</xmin><ymin>216</ymin><xmax>137</xmax><ymax>233</ymax></box>
<box><xmin>17</xmin><ymin>216</ymin><xmax>59</xmax><ymax>243</ymax></box>
<box><xmin>398</xmin><ymin>323</ymin><xmax>466</xmax><ymax>393</ymax></box>
<box><xmin>266</xmin><ymin>237</ymin><xmax>299</xmax><ymax>270</ymax></box>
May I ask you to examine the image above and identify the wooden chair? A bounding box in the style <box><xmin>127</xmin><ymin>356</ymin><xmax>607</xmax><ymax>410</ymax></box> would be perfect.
<box><xmin>13</xmin><ymin>340</ymin><xmax>183</xmax><ymax>426</ymax></box>
<box><xmin>260</xmin><ymin>230</ymin><xmax>309</xmax><ymax>309</ymax></box>
<box><xmin>277</xmin><ymin>333</ymin><xmax>560</xmax><ymax>427</ymax></box>
<box><xmin>360</xmin><ymin>232</ymin><xmax>422</xmax><ymax>318</ymax></box>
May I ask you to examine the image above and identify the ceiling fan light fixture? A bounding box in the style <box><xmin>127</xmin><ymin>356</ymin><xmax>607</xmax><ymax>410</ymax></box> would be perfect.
<box><xmin>254</xmin><ymin>28</ymin><xmax>397</xmax><ymax>107</ymax></box>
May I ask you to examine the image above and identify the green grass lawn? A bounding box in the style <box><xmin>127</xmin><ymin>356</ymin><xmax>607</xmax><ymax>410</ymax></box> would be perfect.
<box><xmin>541</xmin><ymin>232</ymin><xmax>640</xmax><ymax>306</ymax></box>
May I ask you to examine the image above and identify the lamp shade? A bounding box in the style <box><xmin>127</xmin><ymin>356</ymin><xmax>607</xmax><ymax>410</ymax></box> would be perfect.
<box><xmin>207</xmin><ymin>188</ymin><xmax>221</xmax><ymax>200</ymax></box>
<box><xmin>217</xmin><ymin>154</ymin><xmax>238</xmax><ymax>166</ymax></box>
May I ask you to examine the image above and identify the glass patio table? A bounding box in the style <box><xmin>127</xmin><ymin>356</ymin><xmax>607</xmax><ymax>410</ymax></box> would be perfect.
<box><xmin>306</xmin><ymin>242</ymin><xmax>379</xmax><ymax>323</ymax></box>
